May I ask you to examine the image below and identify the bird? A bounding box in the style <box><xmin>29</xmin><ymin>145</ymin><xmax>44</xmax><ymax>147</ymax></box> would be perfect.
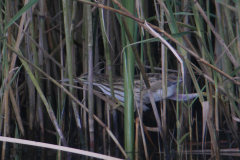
<box><xmin>72</xmin><ymin>72</ymin><xmax>198</xmax><ymax>111</ymax></box>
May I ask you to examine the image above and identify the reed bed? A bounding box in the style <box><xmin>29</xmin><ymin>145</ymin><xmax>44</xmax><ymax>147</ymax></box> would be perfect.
<box><xmin>0</xmin><ymin>0</ymin><xmax>240</xmax><ymax>159</ymax></box>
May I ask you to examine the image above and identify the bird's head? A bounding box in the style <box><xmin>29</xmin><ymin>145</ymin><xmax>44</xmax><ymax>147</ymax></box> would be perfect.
<box><xmin>78</xmin><ymin>73</ymin><xmax>89</xmax><ymax>82</ymax></box>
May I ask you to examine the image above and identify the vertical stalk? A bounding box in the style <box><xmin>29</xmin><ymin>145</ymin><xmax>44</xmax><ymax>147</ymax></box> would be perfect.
<box><xmin>93</xmin><ymin>17</ymin><xmax>102</xmax><ymax>153</ymax></box>
<box><xmin>223</xmin><ymin>0</ymin><xmax>238</xmax><ymax>134</ymax></box>
<box><xmin>58</xmin><ymin>1</ymin><xmax>68</xmax><ymax>158</ymax></box>
<box><xmin>215</xmin><ymin>0</ymin><xmax>225</xmax><ymax>133</ymax></box>
<box><xmin>122</xmin><ymin>1</ymin><xmax>135</xmax><ymax>159</ymax></box>
<box><xmin>122</xmin><ymin>0</ymin><xmax>135</xmax><ymax>159</ymax></box>
<box><xmin>43</xmin><ymin>0</ymin><xmax>53</xmax><ymax>144</ymax></box>
<box><xmin>82</xmin><ymin>4</ymin><xmax>89</xmax><ymax>152</ymax></box>
<box><xmin>176</xmin><ymin>74</ymin><xmax>181</xmax><ymax>153</ymax></box>
<box><xmin>71</xmin><ymin>0</ymin><xmax>85</xmax><ymax>151</ymax></box>
<box><xmin>2</xmin><ymin>0</ymin><xmax>10</xmax><ymax>158</ymax></box>
<box><xmin>92</xmin><ymin>5</ymin><xmax>100</xmax><ymax>153</ymax></box>
<box><xmin>143</xmin><ymin>1</ymin><xmax>154</xmax><ymax>73</ymax></box>
<box><xmin>5</xmin><ymin>0</ymin><xmax>11</xmax><ymax>138</ymax></box>
<box><xmin>99</xmin><ymin>2</ymin><xmax>116</xmax><ymax>155</ymax></box>
<box><xmin>62</xmin><ymin>0</ymin><xmax>73</xmax><ymax>103</ymax></box>
<box><xmin>160</xmin><ymin>4</ymin><xmax>167</xmax><ymax>137</ymax></box>
<box><xmin>99</xmin><ymin>1</ymin><xmax>114</xmax><ymax>117</ymax></box>
<box><xmin>38</xmin><ymin>0</ymin><xmax>46</xmax><ymax>143</ymax></box>
<box><xmin>182</xmin><ymin>0</ymin><xmax>191</xmax><ymax>138</ymax></box>
<box><xmin>62</xmin><ymin>0</ymin><xmax>84</xmax><ymax>151</ymax></box>
<box><xmin>0</xmin><ymin>0</ymin><xmax>3</xmax><ymax>137</ymax></box>
<box><xmin>25</xmin><ymin>14</ymin><xmax>35</xmax><ymax>142</ymax></box>
<box><xmin>28</xmin><ymin>6</ymin><xmax>37</xmax><ymax>131</ymax></box>
<box><xmin>189</xmin><ymin>106</ymin><xmax>192</xmax><ymax>159</ymax></box>
<box><xmin>86</xmin><ymin>0</ymin><xmax>94</xmax><ymax>152</ymax></box>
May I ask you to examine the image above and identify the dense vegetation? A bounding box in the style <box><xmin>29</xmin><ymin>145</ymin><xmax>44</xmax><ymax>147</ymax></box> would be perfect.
<box><xmin>0</xmin><ymin>0</ymin><xmax>240</xmax><ymax>159</ymax></box>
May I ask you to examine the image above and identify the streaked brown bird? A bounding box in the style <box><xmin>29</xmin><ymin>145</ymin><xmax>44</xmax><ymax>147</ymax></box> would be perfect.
<box><xmin>72</xmin><ymin>72</ymin><xmax>198</xmax><ymax>111</ymax></box>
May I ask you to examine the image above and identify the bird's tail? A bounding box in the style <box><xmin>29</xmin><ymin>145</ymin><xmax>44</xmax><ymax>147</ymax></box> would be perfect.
<box><xmin>168</xmin><ymin>93</ymin><xmax>199</xmax><ymax>101</ymax></box>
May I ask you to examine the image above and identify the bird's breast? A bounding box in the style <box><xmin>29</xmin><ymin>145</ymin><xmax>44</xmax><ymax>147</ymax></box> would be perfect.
<box><xmin>143</xmin><ymin>84</ymin><xmax>178</xmax><ymax>103</ymax></box>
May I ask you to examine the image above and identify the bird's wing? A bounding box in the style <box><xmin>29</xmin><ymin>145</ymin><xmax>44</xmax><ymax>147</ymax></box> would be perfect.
<box><xmin>149</xmin><ymin>80</ymin><xmax>162</xmax><ymax>92</ymax></box>
<box><xmin>147</xmin><ymin>79</ymin><xmax>179</xmax><ymax>92</ymax></box>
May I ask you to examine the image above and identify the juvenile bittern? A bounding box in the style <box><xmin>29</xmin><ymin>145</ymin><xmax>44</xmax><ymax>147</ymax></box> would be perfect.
<box><xmin>77</xmin><ymin>72</ymin><xmax>198</xmax><ymax>111</ymax></box>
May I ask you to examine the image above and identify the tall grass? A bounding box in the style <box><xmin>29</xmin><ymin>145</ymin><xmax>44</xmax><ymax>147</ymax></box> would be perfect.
<box><xmin>0</xmin><ymin>0</ymin><xmax>240</xmax><ymax>159</ymax></box>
